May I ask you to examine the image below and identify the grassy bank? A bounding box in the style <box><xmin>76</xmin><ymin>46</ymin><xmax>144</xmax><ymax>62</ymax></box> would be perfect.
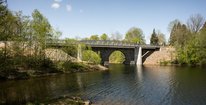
<box><xmin>0</xmin><ymin>55</ymin><xmax>107</xmax><ymax>80</ymax></box>
<box><xmin>26</xmin><ymin>96</ymin><xmax>91</xmax><ymax>105</ymax></box>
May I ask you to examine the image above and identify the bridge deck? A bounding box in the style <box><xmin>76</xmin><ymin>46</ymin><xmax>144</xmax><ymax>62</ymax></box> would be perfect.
<box><xmin>46</xmin><ymin>40</ymin><xmax>160</xmax><ymax>49</ymax></box>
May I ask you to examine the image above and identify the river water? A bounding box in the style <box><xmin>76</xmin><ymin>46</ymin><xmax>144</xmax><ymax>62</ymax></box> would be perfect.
<box><xmin>1</xmin><ymin>65</ymin><xmax>206</xmax><ymax>105</ymax></box>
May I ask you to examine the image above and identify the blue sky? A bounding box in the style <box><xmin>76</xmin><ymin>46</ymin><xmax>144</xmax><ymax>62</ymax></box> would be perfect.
<box><xmin>8</xmin><ymin>0</ymin><xmax>206</xmax><ymax>43</ymax></box>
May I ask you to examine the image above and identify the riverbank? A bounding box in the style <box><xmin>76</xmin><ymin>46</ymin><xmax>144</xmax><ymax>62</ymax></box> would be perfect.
<box><xmin>26</xmin><ymin>96</ymin><xmax>91</xmax><ymax>105</ymax></box>
<box><xmin>0</xmin><ymin>61</ymin><xmax>108</xmax><ymax>80</ymax></box>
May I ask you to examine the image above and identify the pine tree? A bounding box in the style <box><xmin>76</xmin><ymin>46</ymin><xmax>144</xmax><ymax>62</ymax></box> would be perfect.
<box><xmin>150</xmin><ymin>29</ymin><xmax>159</xmax><ymax>45</ymax></box>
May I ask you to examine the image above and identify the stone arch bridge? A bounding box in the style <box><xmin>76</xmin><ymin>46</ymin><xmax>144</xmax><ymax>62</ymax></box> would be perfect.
<box><xmin>47</xmin><ymin>40</ymin><xmax>160</xmax><ymax>65</ymax></box>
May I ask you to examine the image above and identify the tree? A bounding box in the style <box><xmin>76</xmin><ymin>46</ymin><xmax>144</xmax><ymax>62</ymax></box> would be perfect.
<box><xmin>0</xmin><ymin>3</ymin><xmax>19</xmax><ymax>60</ymax></box>
<box><xmin>125</xmin><ymin>27</ymin><xmax>145</xmax><ymax>44</ymax></box>
<box><xmin>100</xmin><ymin>33</ymin><xmax>108</xmax><ymax>40</ymax></box>
<box><xmin>176</xmin><ymin>24</ymin><xmax>190</xmax><ymax>47</ymax></box>
<box><xmin>168</xmin><ymin>19</ymin><xmax>181</xmax><ymax>33</ymax></box>
<box><xmin>90</xmin><ymin>35</ymin><xmax>99</xmax><ymax>40</ymax></box>
<box><xmin>31</xmin><ymin>9</ymin><xmax>52</xmax><ymax>58</ymax></box>
<box><xmin>169</xmin><ymin>22</ymin><xmax>181</xmax><ymax>45</ymax></box>
<box><xmin>197</xmin><ymin>22</ymin><xmax>206</xmax><ymax>64</ymax></box>
<box><xmin>111</xmin><ymin>31</ymin><xmax>123</xmax><ymax>41</ymax></box>
<box><xmin>157</xmin><ymin>31</ymin><xmax>166</xmax><ymax>45</ymax></box>
<box><xmin>150</xmin><ymin>29</ymin><xmax>158</xmax><ymax>45</ymax></box>
<box><xmin>51</xmin><ymin>28</ymin><xmax>62</xmax><ymax>42</ymax></box>
<box><xmin>187</xmin><ymin>14</ymin><xmax>205</xmax><ymax>33</ymax></box>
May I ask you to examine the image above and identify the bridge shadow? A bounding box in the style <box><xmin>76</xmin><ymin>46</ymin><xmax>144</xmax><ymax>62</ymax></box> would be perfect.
<box><xmin>142</xmin><ymin>49</ymin><xmax>157</xmax><ymax>63</ymax></box>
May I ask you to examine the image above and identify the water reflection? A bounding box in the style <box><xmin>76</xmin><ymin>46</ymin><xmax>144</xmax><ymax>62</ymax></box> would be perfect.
<box><xmin>136</xmin><ymin>65</ymin><xmax>143</xmax><ymax>82</ymax></box>
<box><xmin>0</xmin><ymin>65</ymin><xmax>206</xmax><ymax>105</ymax></box>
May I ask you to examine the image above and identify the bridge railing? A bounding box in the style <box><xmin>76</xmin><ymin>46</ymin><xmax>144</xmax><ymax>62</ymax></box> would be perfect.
<box><xmin>46</xmin><ymin>40</ymin><xmax>160</xmax><ymax>48</ymax></box>
<box><xmin>80</xmin><ymin>40</ymin><xmax>139</xmax><ymax>47</ymax></box>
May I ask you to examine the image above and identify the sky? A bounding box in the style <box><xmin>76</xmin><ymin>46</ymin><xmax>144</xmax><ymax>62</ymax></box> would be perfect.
<box><xmin>7</xmin><ymin>0</ymin><xmax>206</xmax><ymax>43</ymax></box>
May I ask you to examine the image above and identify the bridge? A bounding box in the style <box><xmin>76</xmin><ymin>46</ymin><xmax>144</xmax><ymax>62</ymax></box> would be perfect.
<box><xmin>47</xmin><ymin>40</ymin><xmax>160</xmax><ymax>65</ymax></box>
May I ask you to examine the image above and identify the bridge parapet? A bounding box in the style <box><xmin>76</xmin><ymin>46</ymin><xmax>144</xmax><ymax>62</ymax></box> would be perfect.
<box><xmin>80</xmin><ymin>40</ymin><xmax>139</xmax><ymax>47</ymax></box>
<box><xmin>46</xmin><ymin>40</ymin><xmax>160</xmax><ymax>49</ymax></box>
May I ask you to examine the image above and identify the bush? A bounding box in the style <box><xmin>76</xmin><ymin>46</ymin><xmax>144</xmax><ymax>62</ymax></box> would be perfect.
<box><xmin>24</xmin><ymin>55</ymin><xmax>57</xmax><ymax>71</ymax></box>
<box><xmin>57</xmin><ymin>61</ymin><xmax>88</xmax><ymax>73</ymax></box>
<box><xmin>109</xmin><ymin>51</ymin><xmax>125</xmax><ymax>64</ymax></box>
<box><xmin>62</xmin><ymin>45</ymin><xmax>77</xmax><ymax>58</ymax></box>
<box><xmin>82</xmin><ymin>50</ymin><xmax>101</xmax><ymax>64</ymax></box>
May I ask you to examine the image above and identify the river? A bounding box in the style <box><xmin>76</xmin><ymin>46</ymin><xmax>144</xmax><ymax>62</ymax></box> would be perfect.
<box><xmin>1</xmin><ymin>65</ymin><xmax>206</xmax><ymax>105</ymax></box>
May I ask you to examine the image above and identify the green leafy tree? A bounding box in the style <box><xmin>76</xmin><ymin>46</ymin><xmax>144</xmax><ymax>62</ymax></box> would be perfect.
<box><xmin>169</xmin><ymin>15</ymin><xmax>206</xmax><ymax>65</ymax></box>
<box><xmin>197</xmin><ymin>22</ymin><xmax>206</xmax><ymax>64</ymax></box>
<box><xmin>150</xmin><ymin>29</ymin><xmax>159</xmax><ymax>45</ymax></box>
<box><xmin>31</xmin><ymin>9</ymin><xmax>52</xmax><ymax>58</ymax></box>
<box><xmin>125</xmin><ymin>27</ymin><xmax>145</xmax><ymax>44</ymax></box>
<box><xmin>90</xmin><ymin>35</ymin><xmax>99</xmax><ymax>40</ymax></box>
<box><xmin>0</xmin><ymin>3</ymin><xmax>19</xmax><ymax>60</ymax></box>
<box><xmin>100</xmin><ymin>33</ymin><xmax>108</xmax><ymax>40</ymax></box>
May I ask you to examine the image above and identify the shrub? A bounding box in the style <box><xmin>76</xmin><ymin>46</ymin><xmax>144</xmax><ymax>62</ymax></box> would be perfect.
<box><xmin>82</xmin><ymin>50</ymin><xmax>101</xmax><ymax>64</ymax></box>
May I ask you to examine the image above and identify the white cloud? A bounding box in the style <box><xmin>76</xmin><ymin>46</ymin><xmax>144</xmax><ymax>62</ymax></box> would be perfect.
<box><xmin>66</xmin><ymin>4</ymin><xmax>72</xmax><ymax>12</ymax></box>
<box><xmin>51</xmin><ymin>2</ymin><xmax>60</xmax><ymax>9</ymax></box>
<box><xmin>54</xmin><ymin>0</ymin><xmax>62</xmax><ymax>2</ymax></box>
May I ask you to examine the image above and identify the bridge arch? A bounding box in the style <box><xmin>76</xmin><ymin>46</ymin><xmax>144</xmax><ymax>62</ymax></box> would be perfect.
<box><xmin>91</xmin><ymin>47</ymin><xmax>135</xmax><ymax>65</ymax></box>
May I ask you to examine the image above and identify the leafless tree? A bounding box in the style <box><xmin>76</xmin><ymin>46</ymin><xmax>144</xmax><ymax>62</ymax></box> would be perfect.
<box><xmin>187</xmin><ymin>14</ymin><xmax>205</xmax><ymax>33</ymax></box>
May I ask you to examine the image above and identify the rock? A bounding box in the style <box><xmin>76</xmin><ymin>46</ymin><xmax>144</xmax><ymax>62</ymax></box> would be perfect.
<box><xmin>143</xmin><ymin>46</ymin><xmax>176</xmax><ymax>65</ymax></box>
<box><xmin>45</xmin><ymin>48</ymin><xmax>77</xmax><ymax>62</ymax></box>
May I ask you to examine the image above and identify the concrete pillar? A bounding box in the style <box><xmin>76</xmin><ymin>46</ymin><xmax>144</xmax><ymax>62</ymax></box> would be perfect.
<box><xmin>136</xmin><ymin>47</ymin><xmax>142</xmax><ymax>65</ymax></box>
<box><xmin>77</xmin><ymin>44</ymin><xmax>82</xmax><ymax>62</ymax></box>
<box><xmin>134</xmin><ymin>47</ymin><xmax>138</xmax><ymax>64</ymax></box>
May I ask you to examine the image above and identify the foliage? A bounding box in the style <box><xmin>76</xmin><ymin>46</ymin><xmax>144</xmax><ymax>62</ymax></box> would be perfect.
<box><xmin>150</xmin><ymin>29</ymin><xmax>159</xmax><ymax>45</ymax></box>
<box><xmin>169</xmin><ymin>23</ymin><xmax>190</xmax><ymax>46</ymax></box>
<box><xmin>61</xmin><ymin>38</ymin><xmax>78</xmax><ymax>57</ymax></box>
<box><xmin>167</xmin><ymin>19</ymin><xmax>181</xmax><ymax>33</ymax></box>
<box><xmin>169</xmin><ymin>14</ymin><xmax>206</xmax><ymax>65</ymax></box>
<box><xmin>176</xmin><ymin>37</ymin><xmax>199</xmax><ymax>65</ymax></box>
<box><xmin>187</xmin><ymin>14</ymin><xmax>205</xmax><ymax>33</ymax></box>
<box><xmin>157</xmin><ymin>31</ymin><xmax>166</xmax><ymax>45</ymax></box>
<box><xmin>0</xmin><ymin>6</ymin><xmax>61</xmax><ymax>78</ymax></box>
<box><xmin>90</xmin><ymin>35</ymin><xmax>99</xmax><ymax>40</ymax></box>
<box><xmin>100</xmin><ymin>33</ymin><xmax>108</xmax><ymax>40</ymax></box>
<box><xmin>109</xmin><ymin>51</ymin><xmax>125</xmax><ymax>64</ymax></box>
<box><xmin>111</xmin><ymin>31</ymin><xmax>122</xmax><ymax>40</ymax></box>
<box><xmin>82</xmin><ymin>50</ymin><xmax>101</xmax><ymax>64</ymax></box>
<box><xmin>31</xmin><ymin>9</ymin><xmax>52</xmax><ymax>57</ymax></box>
<box><xmin>57</xmin><ymin>61</ymin><xmax>86</xmax><ymax>72</ymax></box>
<box><xmin>197</xmin><ymin>22</ymin><xmax>206</xmax><ymax>65</ymax></box>
<box><xmin>125</xmin><ymin>27</ymin><xmax>145</xmax><ymax>44</ymax></box>
<box><xmin>159</xmin><ymin>59</ymin><xmax>170</xmax><ymax>66</ymax></box>
<box><xmin>51</xmin><ymin>28</ymin><xmax>62</xmax><ymax>42</ymax></box>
